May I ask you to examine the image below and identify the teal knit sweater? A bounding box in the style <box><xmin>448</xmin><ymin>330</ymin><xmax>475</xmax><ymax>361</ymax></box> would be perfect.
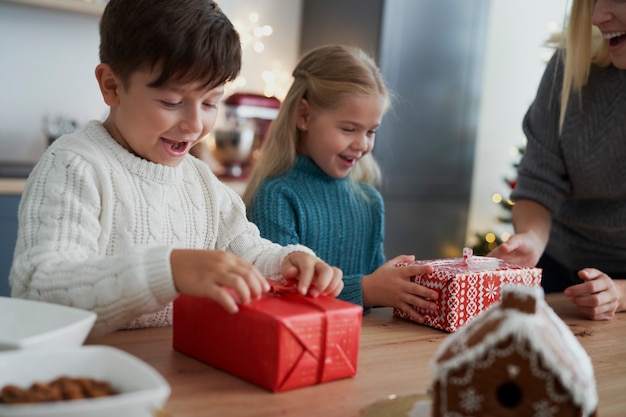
<box><xmin>247</xmin><ymin>156</ymin><xmax>385</xmax><ymax>307</ymax></box>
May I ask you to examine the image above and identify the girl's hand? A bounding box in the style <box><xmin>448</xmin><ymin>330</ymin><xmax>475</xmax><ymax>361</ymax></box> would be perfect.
<box><xmin>280</xmin><ymin>252</ymin><xmax>343</xmax><ymax>297</ymax></box>
<box><xmin>362</xmin><ymin>255</ymin><xmax>439</xmax><ymax>323</ymax></box>
<box><xmin>564</xmin><ymin>268</ymin><xmax>626</xmax><ymax>320</ymax></box>
<box><xmin>170</xmin><ymin>249</ymin><xmax>270</xmax><ymax>314</ymax></box>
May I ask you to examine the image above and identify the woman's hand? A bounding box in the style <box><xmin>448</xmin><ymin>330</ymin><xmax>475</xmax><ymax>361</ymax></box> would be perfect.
<box><xmin>487</xmin><ymin>233</ymin><xmax>544</xmax><ymax>267</ymax></box>
<box><xmin>564</xmin><ymin>268</ymin><xmax>626</xmax><ymax>320</ymax></box>
<box><xmin>489</xmin><ymin>199</ymin><xmax>551</xmax><ymax>266</ymax></box>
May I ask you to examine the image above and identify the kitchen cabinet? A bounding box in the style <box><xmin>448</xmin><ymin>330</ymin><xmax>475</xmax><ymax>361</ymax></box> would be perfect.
<box><xmin>0</xmin><ymin>0</ymin><xmax>106</xmax><ymax>15</ymax></box>
<box><xmin>300</xmin><ymin>0</ymin><xmax>490</xmax><ymax>259</ymax></box>
<box><xmin>0</xmin><ymin>195</ymin><xmax>20</xmax><ymax>297</ymax></box>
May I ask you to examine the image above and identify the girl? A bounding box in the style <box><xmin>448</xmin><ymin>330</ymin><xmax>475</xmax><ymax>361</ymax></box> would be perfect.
<box><xmin>244</xmin><ymin>45</ymin><xmax>437</xmax><ymax>321</ymax></box>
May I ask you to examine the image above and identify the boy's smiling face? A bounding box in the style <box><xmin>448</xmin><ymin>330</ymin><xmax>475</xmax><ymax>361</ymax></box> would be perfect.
<box><xmin>97</xmin><ymin>63</ymin><xmax>224</xmax><ymax>167</ymax></box>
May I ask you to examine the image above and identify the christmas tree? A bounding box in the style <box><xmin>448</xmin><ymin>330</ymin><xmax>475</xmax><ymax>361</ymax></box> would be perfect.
<box><xmin>471</xmin><ymin>29</ymin><xmax>564</xmax><ymax>255</ymax></box>
<box><xmin>470</xmin><ymin>144</ymin><xmax>525</xmax><ymax>255</ymax></box>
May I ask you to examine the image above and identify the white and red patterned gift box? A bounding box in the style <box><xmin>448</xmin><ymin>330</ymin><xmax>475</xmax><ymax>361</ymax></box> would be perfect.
<box><xmin>393</xmin><ymin>248</ymin><xmax>542</xmax><ymax>332</ymax></box>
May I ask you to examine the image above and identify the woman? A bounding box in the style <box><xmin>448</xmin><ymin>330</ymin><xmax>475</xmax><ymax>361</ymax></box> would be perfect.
<box><xmin>489</xmin><ymin>0</ymin><xmax>626</xmax><ymax>320</ymax></box>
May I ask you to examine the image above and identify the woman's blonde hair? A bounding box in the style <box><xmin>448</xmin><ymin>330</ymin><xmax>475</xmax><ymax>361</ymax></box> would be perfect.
<box><xmin>243</xmin><ymin>44</ymin><xmax>390</xmax><ymax>207</ymax></box>
<box><xmin>556</xmin><ymin>0</ymin><xmax>610</xmax><ymax>131</ymax></box>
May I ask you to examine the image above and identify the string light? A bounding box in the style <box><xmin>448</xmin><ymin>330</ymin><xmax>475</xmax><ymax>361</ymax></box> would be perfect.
<box><xmin>230</xmin><ymin>12</ymin><xmax>289</xmax><ymax>98</ymax></box>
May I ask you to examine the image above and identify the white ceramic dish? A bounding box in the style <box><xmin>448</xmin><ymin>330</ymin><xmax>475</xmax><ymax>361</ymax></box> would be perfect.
<box><xmin>0</xmin><ymin>345</ymin><xmax>171</xmax><ymax>417</ymax></box>
<box><xmin>0</xmin><ymin>296</ymin><xmax>96</xmax><ymax>350</ymax></box>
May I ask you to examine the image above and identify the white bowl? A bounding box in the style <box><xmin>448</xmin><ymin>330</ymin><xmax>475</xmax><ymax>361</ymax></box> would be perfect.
<box><xmin>0</xmin><ymin>297</ymin><xmax>96</xmax><ymax>350</ymax></box>
<box><xmin>0</xmin><ymin>345</ymin><xmax>171</xmax><ymax>417</ymax></box>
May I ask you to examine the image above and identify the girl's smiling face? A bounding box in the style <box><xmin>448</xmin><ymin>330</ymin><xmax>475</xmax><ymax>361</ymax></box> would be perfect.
<box><xmin>297</xmin><ymin>94</ymin><xmax>385</xmax><ymax>179</ymax></box>
<box><xmin>98</xmin><ymin>64</ymin><xmax>224</xmax><ymax>167</ymax></box>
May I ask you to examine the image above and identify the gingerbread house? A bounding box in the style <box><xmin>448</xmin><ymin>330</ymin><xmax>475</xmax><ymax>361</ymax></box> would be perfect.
<box><xmin>431</xmin><ymin>285</ymin><xmax>597</xmax><ymax>417</ymax></box>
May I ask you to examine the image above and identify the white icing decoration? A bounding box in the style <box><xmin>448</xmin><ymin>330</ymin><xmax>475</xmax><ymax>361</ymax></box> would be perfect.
<box><xmin>532</xmin><ymin>399</ymin><xmax>559</xmax><ymax>417</ymax></box>
<box><xmin>459</xmin><ymin>387</ymin><xmax>484</xmax><ymax>412</ymax></box>
<box><xmin>507</xmin><ymin>364</ymin><xmax>520</xmax><ymax>378</ymax></box>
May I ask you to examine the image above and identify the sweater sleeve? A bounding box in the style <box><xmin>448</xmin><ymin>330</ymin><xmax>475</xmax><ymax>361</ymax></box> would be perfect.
<box><xmin>512</xmin><ymin>51</ymin><xmax>571</xmax><ymax>213</ymax></box>
<box><xmin>247</xmin><ymin>180</ymin><xmax>303</xmax><ymax>246</ymax></box>
<box><xmin>337</xmin><ymin>274</ymin><xmax>364</xmax><ymax>306</ymax></box>
<box><xmin>342</xmin><ymin>225</ymin><xmax>385</xmax><ymax>313</ymax></box>
<box><xmin>9</xmin><ymin>148</ymin><xmax>178</xmax><ymax>337</ymax></box>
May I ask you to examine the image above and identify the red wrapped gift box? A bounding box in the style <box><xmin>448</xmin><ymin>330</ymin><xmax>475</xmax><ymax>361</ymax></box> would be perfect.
<box><xmin>394</xmin><ymin>249</ymin><xmax>542</xmax><ymax>332</ymax></box>
<box><xmin>173</xmin><ymin>291</ymin><xmax>362</xmax><ymax>392</ymax></box>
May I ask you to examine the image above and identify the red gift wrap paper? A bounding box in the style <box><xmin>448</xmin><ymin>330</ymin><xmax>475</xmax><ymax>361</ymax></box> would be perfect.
<box><xmin>394</xmin><ymin>254</ymin><xmax>542</xmax><ymax>332</ymax></box>
<box><xmin>173</xmin><ymin>292</ymin><xmax>362</xmax><ymax>392</ymax></box>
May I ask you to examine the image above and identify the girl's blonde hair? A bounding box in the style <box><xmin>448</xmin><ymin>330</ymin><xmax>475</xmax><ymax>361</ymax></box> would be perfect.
<box><xmin>243</xmin><ymin>44</ymin><xmax>390</xmax><ymax>207</ymax></box>
<box><xmin>557</xmin><ymin>0</ymin><xmax>610</xmax><ymax>131</ymax></box>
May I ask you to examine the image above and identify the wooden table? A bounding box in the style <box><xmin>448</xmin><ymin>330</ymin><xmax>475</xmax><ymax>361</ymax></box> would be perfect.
<box><xmin>86</xmin><ymin>294</ymin><xmax>626</xmax><ymax>417</ymax></box>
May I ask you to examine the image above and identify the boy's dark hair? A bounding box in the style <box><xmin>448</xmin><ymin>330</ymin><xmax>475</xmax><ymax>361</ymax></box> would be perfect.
<box><xmin>99</xmin><ymin>0</ymin><xmax>241</xmax><ymax>90</ymax></box>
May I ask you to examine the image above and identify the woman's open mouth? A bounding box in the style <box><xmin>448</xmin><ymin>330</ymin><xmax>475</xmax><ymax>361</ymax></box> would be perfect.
<box><xmin>604</xmin><ymin>31</ymin><xmax>626</xmax><ymax>48</ymax></box>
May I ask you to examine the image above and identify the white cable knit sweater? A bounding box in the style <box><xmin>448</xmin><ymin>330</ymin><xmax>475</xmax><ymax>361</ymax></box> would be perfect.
<box><xmin>9</xmin><ymin>120</ymin><xmax>312</xmax><ymax>337</ymax></box>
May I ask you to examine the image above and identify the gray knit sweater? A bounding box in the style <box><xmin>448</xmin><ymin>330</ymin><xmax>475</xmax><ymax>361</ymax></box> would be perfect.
<box><xmin>512</xmin><ymin>51</ymin><xmax>626</xmax><ymax>272</ymax></box>
<box><xmin>9</xmin><ymin>121</ymin><xmax>312</xmax><ymax>337</ymax></box>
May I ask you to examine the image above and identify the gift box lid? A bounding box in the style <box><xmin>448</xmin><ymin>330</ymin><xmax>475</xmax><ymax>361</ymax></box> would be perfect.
<box><xmin>401</xmin><ymin>248</ymin><xmax>539</xmax><ymax>280</ymax></box>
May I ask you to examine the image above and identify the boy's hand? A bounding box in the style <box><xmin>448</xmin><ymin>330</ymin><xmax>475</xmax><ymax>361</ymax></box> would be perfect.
<box><xmin>170</xmin><ymin>249</ymin><xmax>270</xmax><ymax>314</ymax></box>
<box><xmin>362</xmin><ymin>255</ymin><xmax>438</xmax><ymax>323</ymax></box>
<box><xmin>280</xmin><ymin>252</ymin><xmax>343</xmax><ymax>297</ymax></box>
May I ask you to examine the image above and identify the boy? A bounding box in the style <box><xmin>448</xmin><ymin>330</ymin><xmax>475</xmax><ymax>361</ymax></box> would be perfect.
<box><xmin>9</xmin><ymin>0</ymin><xmax>343</xmax><ymax>337</ymax></box>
